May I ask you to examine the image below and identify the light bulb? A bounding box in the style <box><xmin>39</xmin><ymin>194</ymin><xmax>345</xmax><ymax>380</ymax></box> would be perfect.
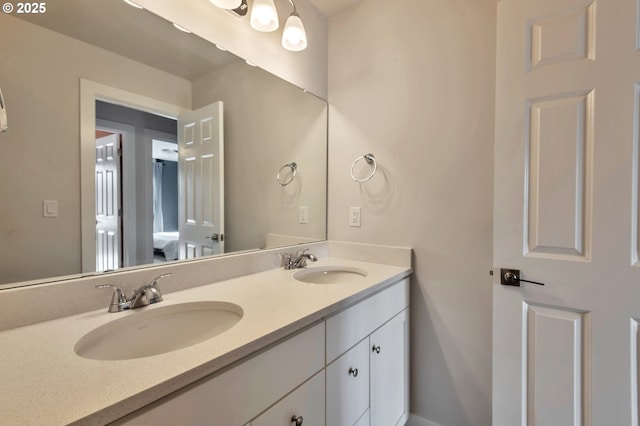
<box><xmin>209</xmin><ymin>0</ymin><xmax>242</xmax><ymax>9</ymax></box>
<box><xmin>282</xmin><ymin>14</ymin><xmax>307</xmax><ymax>51</ymax></box>
<box><xmin>250</xmin><ymin>0</ymin><xmax>279</xmax><ymax>32</ymax></box>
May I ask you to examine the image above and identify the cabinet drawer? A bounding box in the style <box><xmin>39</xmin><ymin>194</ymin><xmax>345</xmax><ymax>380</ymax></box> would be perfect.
<box><xmin>251</xmin><ymin>370</ymin><xmax>325</xmax><ymax>426</ymax></box>
<box><xmin>326</xmin><ymin>338</ymin><xmax>370</xmax><ymax>426</ymax></box>
<box><xmin>326</xmin><ymin>278</ymin><xmax>409</xmax><ymax>363</ymax></box>
<box><xmin>112</xmin><ymin>322</ymin><xmax>325</xmax><ymax>426</ymax></box>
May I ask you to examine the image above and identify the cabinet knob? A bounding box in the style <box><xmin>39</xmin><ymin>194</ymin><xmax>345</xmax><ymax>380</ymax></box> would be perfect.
<box><xmin>372</xmin><ymin>345</ymin><xmax>381</xmax><ymax>354</ymax></box>
<box><xmin>348</xmin><ymin>367</ymin><xmax>358</xmax><ymax>377</ymax></box>
<box><xmin>291</xmin><ymin>415</ymin><xmax>303</xmax><ymax>425</ymax></box>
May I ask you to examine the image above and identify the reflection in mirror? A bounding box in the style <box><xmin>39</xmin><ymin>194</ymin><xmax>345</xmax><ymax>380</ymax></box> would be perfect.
<box><xmin>0</xmin><ymin>0</ymin><xmax>327</xmax><ymax>288</ymax></box>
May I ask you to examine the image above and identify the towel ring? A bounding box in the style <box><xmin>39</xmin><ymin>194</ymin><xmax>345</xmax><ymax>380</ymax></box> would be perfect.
<box><xmin>350</xmin><ymin>153</ymin><xmax>377</xmax><ymax>182</ymax></box>
<box><xmin>276</xmin><ymin>162</ymin><xmax>297</xmax><ymax>186</ymax></box>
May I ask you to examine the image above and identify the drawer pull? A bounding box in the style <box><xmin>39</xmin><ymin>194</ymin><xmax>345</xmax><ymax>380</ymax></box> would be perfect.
<box><xmin>372</xmin><ymin>345</ymin><xmax>381</xmax><ymax>354</ymax></box>
<box><xmin>348</xmin><ymin>367</ymin><xmax>359</xmax><ymax>377</ymax></box>
<box><xmin>291</xmin><ymin>415</ymin><xmax>304</xmax><ymax>425</ymax></box>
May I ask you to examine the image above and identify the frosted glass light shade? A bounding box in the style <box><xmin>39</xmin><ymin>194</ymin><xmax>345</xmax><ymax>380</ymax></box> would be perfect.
<box><xmin>209</xmin><ymin>0</ymin><xmax>242</xmax><ymax>9</ymax></box>
<box><xmin>282</xmin><ymin>14</ymin><xmax>307</xmax><ymax>51</ymax></box>
<box><xmin>250</xmin><ymin>0</ymin><xmax>279</xmax><ymax>32</ymax></box>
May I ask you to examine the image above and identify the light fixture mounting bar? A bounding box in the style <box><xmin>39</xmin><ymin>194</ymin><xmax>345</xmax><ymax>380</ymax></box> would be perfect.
<box><xmin>229</xmin><ymin>0</ymin><xmax>248</xmax><ymax>17</ymax></box>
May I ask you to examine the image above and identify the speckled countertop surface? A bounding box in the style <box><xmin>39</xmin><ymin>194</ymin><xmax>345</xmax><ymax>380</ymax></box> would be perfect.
<box><xmin>0</xmin><ymin>257</ymin><xmax>411</xmax><ymax>426</ymax></box>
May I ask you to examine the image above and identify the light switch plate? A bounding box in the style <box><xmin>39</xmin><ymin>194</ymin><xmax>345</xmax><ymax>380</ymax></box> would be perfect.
<box><xmin>298</xmin><ymin>206</ymin><xmax>308</xmax><ymax>224</ymax></box>
<box><xmin>349</xmin><ymin>207</ymin><xmax>361</xmax><ymax>227</ymax></box>
<box><xmin>43</xmin><ymin>200</ymin><xmax>58</xmax><ymax>218</ymax></box>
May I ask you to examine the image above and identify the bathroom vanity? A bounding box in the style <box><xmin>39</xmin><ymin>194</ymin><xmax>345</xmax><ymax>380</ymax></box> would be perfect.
<box><xmin>0</xmin><ymin>243</ymin><xmax>411</xmax><ymax>426</ymax></box>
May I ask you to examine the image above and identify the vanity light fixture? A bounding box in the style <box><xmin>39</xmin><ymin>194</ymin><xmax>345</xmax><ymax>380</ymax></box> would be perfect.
<box><xmin>122</xmin><ymin>0</ymin><xmax>144</xmax><ymax>9</ymax></box>
<box><xmin>210</xmin><ymin>0</ymin><xmax>308</xmax><ymax>51</ymax></box>
<box><xmin>250</xmin><ymin>0</ymin><xmax>279</xmax><ymax>32</ymax></box>
<box><xmin>209</xmin><ymin>0</ymin><xmax>243</xmax><ymax>9</ymax></box>
<box><xmin>281</xmin><ymin>0</ymin><xmax>307</xmax><ymax>51</ymax></box>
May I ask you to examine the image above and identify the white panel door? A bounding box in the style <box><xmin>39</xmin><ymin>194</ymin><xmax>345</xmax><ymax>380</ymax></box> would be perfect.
<box><xmin>178</xmin><ymin>102</ymin><xmax>224</xmax><ymax>259</ymax></box>
<box><xmin>95</xmin><ymin>133</ymin><xmax>121</xmax><ymax>272</ymax></box>
<box><xmin>494</xmin><ymin>0</ymin><xmax>640</xmax><ymax>424</ymax></box>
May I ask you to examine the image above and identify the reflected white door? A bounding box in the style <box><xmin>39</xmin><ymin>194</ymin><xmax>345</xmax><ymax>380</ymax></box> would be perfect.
<box><xmin>95</xmin><ymin>133</ymin><xmax>121</xmax><ymax>271</ymax></box>
<box><xmin>494</xmin><ymin>0</ymin><xmax>640</xmax><ymax>424</ymax></box>
<box><xmin>178</xmin><ymin>102</ymin><xmax>224</xmax><ymax>259</ymax></box>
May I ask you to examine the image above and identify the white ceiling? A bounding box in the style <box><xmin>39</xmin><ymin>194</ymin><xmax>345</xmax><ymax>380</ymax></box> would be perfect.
<box><xmin>308</xmin><ymin>0</ymin><xmax>367</xmax><ymax>17</ymax></box>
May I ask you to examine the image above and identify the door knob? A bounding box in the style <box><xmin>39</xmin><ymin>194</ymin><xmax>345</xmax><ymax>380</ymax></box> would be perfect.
<box><xmin>500</xmin><ymin>268</ymin><xmax>545</xmax><ymax>287</ymax></box>
<box><xmin>348</xmin><ymin>367</ymin><xmax>358</xmax><ymax>377</ymax></box>
<box><xmin>291</xmin><ymin>415</ymin><xmax>303</xmax><ymax>425</ymax></box>
<box><xmin>205</xmin><ymin>233</ymin><xmax>224</xmax><ymax>242</ymax></box>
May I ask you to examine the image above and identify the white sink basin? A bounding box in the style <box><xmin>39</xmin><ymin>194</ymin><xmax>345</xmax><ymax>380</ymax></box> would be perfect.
<box><xmin>293</xmin><ymin>265</ymin><xmax>368</xmax><ymax>284</ymax></box>
<box><xmin>75</xmin><ymin>301</ymin><xmax>243</xmax><ymax>361</ymax></box>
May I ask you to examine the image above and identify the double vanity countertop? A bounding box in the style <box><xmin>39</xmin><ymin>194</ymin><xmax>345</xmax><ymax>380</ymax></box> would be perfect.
<box><xmin>0</xmin><ymin>257</ymin><xmax>411</xmax><ymax>426</ymax></box>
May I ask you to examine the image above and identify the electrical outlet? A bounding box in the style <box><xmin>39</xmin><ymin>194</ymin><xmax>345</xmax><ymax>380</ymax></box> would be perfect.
<box><xmin>298</xmin><ymin>206</ymin><xmax>309</xmax><ymax>224</ymax></box>
<box><xmin>349</xmin><ymin>207</ymin><xmax>361</xmax><ymax>227</ymax></box>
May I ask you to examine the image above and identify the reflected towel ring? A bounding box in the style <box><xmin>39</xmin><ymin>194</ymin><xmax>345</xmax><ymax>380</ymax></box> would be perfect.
<box><xmin>0</xmin><ymin>88</ymin><xmax>7</xmax><ymax>133</ymax></box>
<box><xmin>350</xmin><ymin>153</ymin><xmax>377</xmax><ymax>182</ymax></box>
<box><xmin>276</xmin><ymin>162</ymin><xmax>297</xmax><ymax>186</ymax></box>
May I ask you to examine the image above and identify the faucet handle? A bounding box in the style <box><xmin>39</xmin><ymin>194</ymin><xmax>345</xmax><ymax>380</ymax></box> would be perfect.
<box><xmin>96</xmin><ymin>284</ymin><xmax>131</xmax><ymax>313</ymax></box>
<box><xmin>279</xmin><ymin>252</ymin><xmax>294</xmax><ymax>268</ymax></box>
<box><xmin>294</xmin><ymin>248</ymin><xmax>309</xmax><ymax>257</ymax></box>
<box><xmin>149</xmin><ymin>273</ymin><xmax>172</xmax><ymax>289</ymax></box>
<box><xmin>147</xmin><ymin>273</ymin><xmax>171</xmax><ymax>304</ymax></box>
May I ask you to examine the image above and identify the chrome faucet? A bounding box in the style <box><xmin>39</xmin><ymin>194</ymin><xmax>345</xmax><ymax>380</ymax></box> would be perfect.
<box><xmin>280</xmin><ymin>249</ymin><xmax>318</xmax><ymax>270</ymax></box>
<box><xmin>97</xmin><ymin>273</ymin><xmax>171</xmax><ymax>313</ymax></box>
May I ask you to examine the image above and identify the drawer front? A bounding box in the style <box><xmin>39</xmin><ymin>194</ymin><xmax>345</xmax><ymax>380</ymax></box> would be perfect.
<box><xmin>112</xmin><ymin>322</ymin><xmax>325</xmax><ymax>426</ymax></box>
<box><xmin>326</xmin><ymin>338</ymin><xmax>370</xmax><ymax>426</ymax></box>
<box><xmin>251</xmin><ymin>371</ymin><xmax>325</xmax><ymax>426</ymax></box>
<box><xmin>326</xmin><ymin>278</ymin><xmax>409</xmax><ymax>363</ymax></box>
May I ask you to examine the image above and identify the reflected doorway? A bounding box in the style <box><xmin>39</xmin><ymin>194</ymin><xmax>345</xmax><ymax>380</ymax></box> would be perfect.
<box><xmin>81</xmin><ymin>80</ymin><xmax>225</xmax><ymax>274</ymax></box>
<box><xmin>95</xmin><ymin>101</ymin><xmax>178</xmax><ymax>270</ymax></box>
<box><xmin>152</xmin><ymin>139</ymin><xmax>179</xmax><ymax>263</ymax></box>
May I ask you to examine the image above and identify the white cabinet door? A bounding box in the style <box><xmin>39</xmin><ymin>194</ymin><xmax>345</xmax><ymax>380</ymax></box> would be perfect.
<box><xmin>370</xmin><ymin>309</ymin><xmax>409</xmax><ymax>426</ymax></box>
<box><xmin>252</xmin><ymin>371</ymin><xmax>325</xmax><ymax>426</ymax></box>
<box><xmin>326</xmin><ymin>338</ymin><xmax>370</xmax><ymax>426</ymax></box>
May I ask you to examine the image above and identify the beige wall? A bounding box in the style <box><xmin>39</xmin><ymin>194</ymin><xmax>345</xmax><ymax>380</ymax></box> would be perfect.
<box><xmin>192</xmin><ymin>62</ymin><xmax>327</xmax><ymax>252</ymax></box>
<box><xmin>327</xmin><ymin>0</ymin><xmax>496</xmax><ymax>425</ymax></box>
<box><xmin>0</xmin><ymin>15</ymin><xmax>191</xmax><ymax>284</ymax></box>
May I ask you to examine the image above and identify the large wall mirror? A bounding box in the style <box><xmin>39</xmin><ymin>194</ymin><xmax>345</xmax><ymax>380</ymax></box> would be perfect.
<box><xmin>0</xmin><ymin>0</ymin><xmax>327</xmax><ymax>288</ymax></box>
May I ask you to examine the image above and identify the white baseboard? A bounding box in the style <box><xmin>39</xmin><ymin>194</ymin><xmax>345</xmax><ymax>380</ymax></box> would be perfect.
<box><xmin>406</xmin><ymin>413</ymin><xmax>443</xmax><ymax>426</ymax></box>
